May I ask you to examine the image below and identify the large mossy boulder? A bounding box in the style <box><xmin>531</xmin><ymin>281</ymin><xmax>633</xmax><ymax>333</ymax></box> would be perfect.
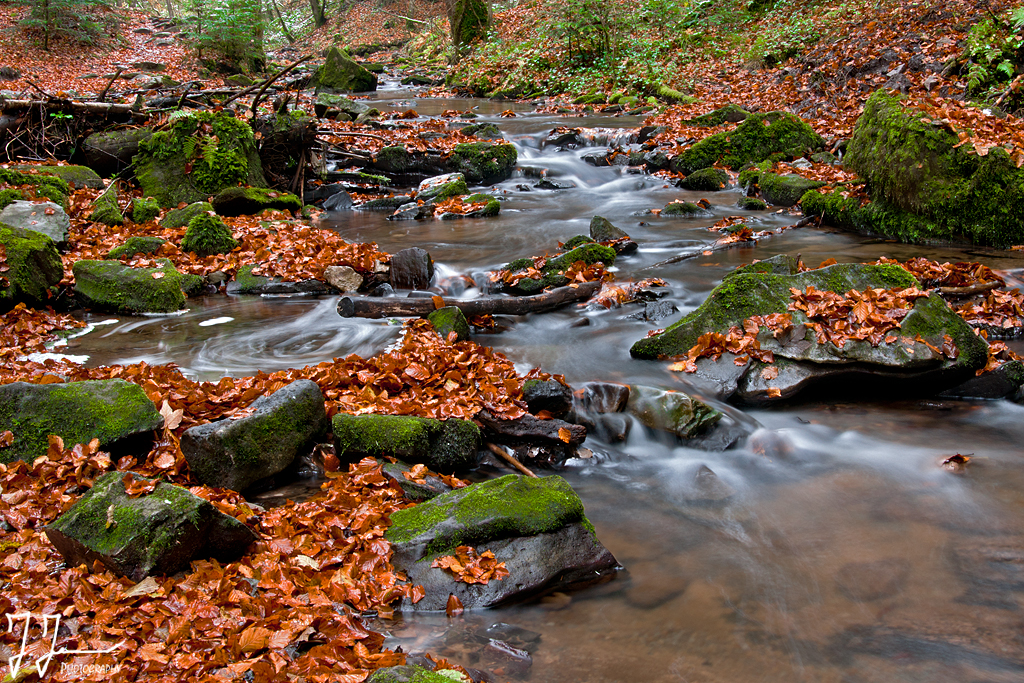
<box><xmin>45</xmin><ymin>472</ymin><xmax>257</xmax><ymax>581</ymax></box>
<box><xmin>333</xmin><ymin>413</ymin><xmax>481</xmax><ymax>472</ymax></box>
<box><xmin>181</xmin><ymin>214</ymin><xmax>238</xmax><ymax>256</ymax></box>
<box><xmin>500</xmin><ymin>242</ymin><xmax>615</xmax><ymax>295</ymax></box>
<box><xmin>181</xmin><ymin>380</ymin><xmax>328</xmax><ymax>492</ymax></box>
<box><xmin>160</xmin><ymin>201</ymin><xmax>214</xmax><ymax>228</ymax></box>
<box><xmin>630</xmin><ymin>257</ymin><xmax>989</xmax><ymax>403</ymax></box>
<box><xmin>0</xmin><ymin>223</ymin><xmax>63</xmax><ymax>309</ymax></box>
<box><xmin>0</xmin><ymin>168</ymin><xmax>70</xmax><ymax>208</ymax></box>
<box><xmin>386</xmin><ymin>474</ymin><xmax>618</xmax><ymax>610</ymax></box>
<box><xmin>82</xmin><ymin>128</ymin><xmax>154</xmax><ymax>177</ymax></box>
<box><xmin>315</xmin><ymin>46</ymin><xmax>378</xmax><ymax>93</ymax></box>
<box><xmin>72</xmin><ymin>259</ymin><xmax>202</xmax><ymax>314</ymax></box>
<box><xmin>669</xmin><ymin>112</ymin><xmax>824</xmax><ymax>175</ymax></box>
<box><xmin>807</xmin><ymin>90</ymin><xmax>1024</xmax><ymax>246</ymax></box>
<box><xmin>133</xmin><ymin>111</ymin><xmax>267</xmax><ymax>208</ymax></box>
<box><xmin>211</xmin><ymin>187</ymin><xmax>301</xmax><ymax>217</ymax></box>
<box><xmin>0</xmin><ymin>200</ymin><xmax>70</xmax><ymax>246</ymax></box>
<box><xmin>0</xmin><ymin>379</ymin><xmax>163</xmax><ymax>464</ymax></box>
<box><xmin>446</xmin><ymin>142</ymin><xmax>517</xmax><ymax>184</ymax></box>
<box><xmin>448</xmin><ymin>0</ymin><xmax>490</xmax><ymax>45</ymax></box>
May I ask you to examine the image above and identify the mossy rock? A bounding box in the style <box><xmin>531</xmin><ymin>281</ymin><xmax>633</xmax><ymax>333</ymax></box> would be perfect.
<box><xmin>386</xmin><ymin>474</ymin><xmax>589</xmax><ymax>558</ymax></box>
<box><xmin>758</xmin><ymin>172</ymin><xmax>825</xmax><ymax>207</ymax></box>
<box><xmin>72</xmin><ymin>258</ymin><xmax>201</xmax><ymax>314</ymax></box>
<box><xmin>313</xmin><ymin>93</ymin><xmax>370</xmax><ymax>118</ymax></box>
<box><xmin>459</xmin><ymin>122</ymin><xmax>503</xmax><ymax>140</ymax></box>
<box><xmin>662</xmin><ymin>201</ymin><xmax>707</xmax><ymax>216</ymax></box>
<box><xmin>685</xmin><ymin>104</ymin><xmax>749</xmax><ymax>127</ymax></box>
<box><xmin>211</xmin><ymin>187</ymin><xmax>301</xmax><ymax>217</ymax></box>
<box><xmin>367</xmin><ymin>665</ymin><xmax>465</xmax><ymax>683</ymax></box>
<box><xmin>630</xmin><ymin>260</ymin><xmax>989</xmax><ymax>384</ymax></box>
<box><xmin>627</xmin><ymin>385</ymin><xmax>722</xmax><ymax>439</ymax></box>
<box><xmin>181</xmin><ymin>214</ymin><xmax>238</xmax><ymax>256</ymax></box>
<box><xmin>843</xmin><ymin>89</ymin><xmax>1024</xmax><ymax>245</ymax></box>
<box><xmin>463</xmin><ymin>192</ymin><xmax>500</xmax><ymax>217</ymax></box>
<box><xmin>652</xmin><ymin>84</ymin><xmax>697</xmax><ymax>104</ymax></box>
<box><xmin>0</xmin><ymin>223</ymin><xmax>63</xmax><ymax>310</ymax></box>
<box><xmin>417</xmin><ymin>173</ymin><xmax>469</xmax><ymax>202</ymax></box>
<box><xmin>738</xmin><ymin>196</ymin><xmax>768</xmax><ymax>210</ymax></box>
<box><xmin>373</xmin><ymin>146</ymin><xmax>416</xmax><ymax>174</ymax></box>
<box><xmin>428</xmin><ymin>306</ymin><xmax>470</xmax><ymax>342</ymax></box>
<box><xmin>563</xmin><ymin>234</ymin><xmax>596</xmax><ymax>250</ymax></box>
<box><xmin>801</xmin><ymin>189</ymin><xmax>951</xmax><ymax>244</ymax></box>
<box><xmin>131</xmin><ymin>196</ymin><xmax>161</xmax><ymax>224</ymax></box>
<box><xmin>679</xmin><ymin>167</ymin><xmax>730</xmax><ymax>192</ymax></box>
<box><xmin>0</xmin><ymin>379</ymin><xmax>163</xmax><ymax>464</ymax></box>
<box><xmin>0</xmin><ymin>188</ymin><xmax>23</xmax><ymax>211</ymax></box>
<box><xmin>11</xmin><ymin>164</ymin><xmax>103</xmax><ymax>190</ymax></box>
<box><xmin>502</xmin><ymin>242</ymin><xmax>616</xmax><ymax>295</ymax></box>
<box><xmin>332</xmin><ymin>413</ymin><xmax>481</xmax><ymax>473</ymax></box>
<box><xmin>133</xmin><ymin>111</ymin><xmax>267</xmax><ymax>208</ymax></box>
<box><xmin>44</xmin><ymin>471</ymin><xmax>257</xmax><ymax>581</ymax></box>
<box><xmin>590</xmin><ymin>216</ymin><xmax>628</xmax><ymax>242</ymax></box>
<box><xmin>446</xmin><ymin>142</ymin><xmax>517</xmax><ymax>184</ymax></box>
<box><xmin>670</xmin><ymin>111</ymin><xmax>824</xmax><ymax>175</ymax></box>
<box><xmin>315</xmin><ymin>46</ymin><xmax>378</xmax><ymax>93</ymax></box>
<box><xmin>89</xmin><ymin>190</ymin><xmax>124</xmax><ymax>226</ymax></box>
<box><xmin>229</xmin><ymin>264</ymin><xmax>270</xmax><ymax>294</ymax></box>
<box><xmin>106</xmin><ymin>235</ymin><xmax>167</xmax><ymax>260</ymax></box>
<box><xmin>160</xmin><ymin>201</ymin><xmax>214</xmax><ymax>228</ymax></box>
<box><xmin>0</xmin><ymin>168</ymin><xmax>70</xmax><ymax>208</ymax></box>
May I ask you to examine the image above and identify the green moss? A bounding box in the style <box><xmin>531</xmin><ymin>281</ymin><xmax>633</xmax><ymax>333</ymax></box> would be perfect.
<box><xmin>89</xmin><ymin>190</ymin><xmax>125</xmax><ymax>226</ymax></box>
<box><xmin>562</xmin><ymin>235</ymin><xmax>595</xmax><ymax>250</ymax></box>
<box><xmin>316</xmin><ymin>46</ymin><xmax>378</xmax><ymax>92</ymax></box>
<box><xmin>501</xmin><ymin>242</ymin><xmax>615</xmax><ymax>294</ymax></box>
<box><xmin>11</xmin><ymin>164</ymin><xmax>102</xmax><ymax>190</ymax></box>
<box><xmin>758</xmin><ymin>172</ymin><xmax>825</xmax><ymax>206</ymax></box>
<box><xmin>131</xmin><ymin>197</ymin><xmax>161</xmax><ymax>224</ymax></box>
<box><xmin>0</xmin><ymin>168</ymin><xmax>70</xmax><ymax>208</ymax></box>
<box><xmin>801</xmin><ymin>190</ymin><xmax>951</xmax><ymax>243</ymax></box>
<box><xmin>106</xmin><ymin>236</ymin><xmax>167</xmax><ymax>259</ymax></box>
<box><xmin>181</xmin><ymin>214</ymin><xmax>238</xmax><ymax>256</ymax></box>
<box><xmin>459</xmin><ymin>123</ymin><xmax>502</xmax><ymax>139</ymax></box>
<box><xmin>367</xmin><ymin>665</ymin><xmax>462</xmax><ymax>683</ymax></box>
<box><xmin>448</xmin><ymin>142</ymin><xmax>518</xmax><ymax>184</ymax></box>
<box><xmin>685</xmin><ymin>104</ymin><xmax>749</xmax><ymax>127</ymax></box>
<box><xmin>899</xmin><ymin>293</ymin><xmax>988</xmax><ymax>370</ymax></box>
<box><xmin>161</xmin><ymin>202</ymin><xmax>214</xmax><ymax>228</ymax></box>
<box><xmin>231</xmin><ymin>264</ymin><xmax>270</xmax><ymax>293</ymax></box>
<box><xmin>385</xmin><ymin>474</ymin><xmax>588</xmax><ymax>557</ymax></box>
<box><xmin>427</xmin><ymin>306</ymin><xmax>470</xmax><ymax>342</ymax></box>
<box><xmin>211</xmin><ymin>187</ymin><xmax>302</xmax><ymax>217</ymax></box>
<box><xmin>738</xmin><ymin>196</ymin><xmax>768</xmax><ymax>210</ymax></box>
<box><xmin>0</xmin><ymin>379</ymin><xmax>163</xmax><ymax>463</ymax></box>
<box><xmin>652</xmin><ymin>84</ymin><xmax>697</xmax><ymax>104</ymax></box>
<box><xmin>133</xmin><ymin>111</ymin><xmax>267</xmax><ymax>208</ymax></box>
<box><xmin>72</xmin><ymin>259</ymin><xmax>190</xmax><ymax>314</ymax></box>
<box><xmin>0</xmin><ymin>223</ymin><xmax>63</xmax><ymax>308</ymax></box>
<box><xmin>679</xmin><ymin>167</ymin><xmax>730</xmax><ymax>191</ymax></box>
<box><xmin>670</xmin><ymin>112</ymin><xmax>824</xmax><ymax>175</ymax></box>
<box><xmin>0</xmin><ymin>188</ymin><xmax>23</xmax><ymax>210</ymax></box>
<box><xmin>332</xmin><ymin>413</ymin><xmax>480</xmax><ymax>472</ymax></box>
<box><xmin>663</xmin><ymin>201</ymin><xmax>706</xmax><ymax>216</ymax></box>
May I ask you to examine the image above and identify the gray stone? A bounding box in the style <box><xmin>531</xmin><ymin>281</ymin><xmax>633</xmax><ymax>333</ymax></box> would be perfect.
<box><xmin>522</xmin><ymin>379</ymin><xmax>573</xmax><ymax>416</ymax></box>
<box><xmin>589</xmin><ymin>215</ymin><xmax>628</xmax><ymax>242</ymax></box>
<box><xmin>323</xmin><ymin>265</ymin><xmax>363</xmax><ymax>292</ymax></box>
<box><xmin>181</xmin><ymin>379</ymin><xmax>328</xmax><ymax>492</ymax></box>
<box><xmin>381</xmin><ymin>460</ymin><xmax>453</xmax><ymax>502</ymax></box>
<box><xmin>322</xmin><ymin>191</ymin><xmax>353</xmax><ymax>211</ymax></box>
<box><xmin>45</xmin><ymin>472</ymin><xmax>257</xmax><ymax>581</ymax></box>
<box><xmin>417</xmin><ymin>172</ymin><xmax>468</xmax><ymax>201</ymax></box>
<box><xmin>576</xmin><ymin>383</ymin><xmax>630</xmax><ymax>413</ymax></box>
<box><xmin>627</xmin><ymin>385</ymin><xmax>723</xmax><ymax>440</ymax></box>
<box><xmin>0</xmin><ymin>201</ymin><xmax>70</xmax><ymax>246</ymax></box>
<box><xmin>389</xmin><ymin>247</ymin><xmax>434</xmax><ymax>289</ymax></box>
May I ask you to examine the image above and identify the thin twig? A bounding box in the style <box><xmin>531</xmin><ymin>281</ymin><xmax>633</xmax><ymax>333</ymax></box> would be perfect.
<box><xmin>317</xmin><ymin>130</ymin><xmax>387</xmax><ymax>142</ymax></box>
<box><xmin>938</xmin><ymin>281</ymin><xmax>1002</xmax><ymax>296</ymax></box>
<box><xmin>485</xmin><ymin>442</ymin><xmax>538</xmax><ymax>478</ymax></box>
<box><xmin>98</xmin><ymin>67</ymin><xmax>124</xmax><ymax>103</ymax></box>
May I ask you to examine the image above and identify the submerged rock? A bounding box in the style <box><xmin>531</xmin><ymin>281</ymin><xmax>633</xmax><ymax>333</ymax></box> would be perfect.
<box><xmin>0</xmin><ymin>223</ymin><xmax>63</xmax><ymax>309</ymax></box>
<box><xmin>45</xmin><ymin>472</ymin><xmax>256</xmax><ymax>581</ymax></box>
<box><xmin>333</xmin><ymin>413</ymin><xmax>481</xmax><ymax>472</ymax></box>
<box><xmin>181</xmin><ymin>380</ymin><xmax>329</xmax><ymax>492</ymax></box>
<box><xmin>386</xmin><ymin>474</ymin><xmax>618</xmax><ymax>610</ymax></box>
<box><xmin>627</xmin><ymin>385</ymin><xmax>723</xmax><ymax>440</ymax></box>
<box><xmin>0</xmin><ymin>379</ymin><xmax>163</xmax><ymax>464</ymax></box>
<box><xmin>73</xmin><ymin>259</ymin><xmax>202</xmax><ymax>313</ymax></box>
<box><xmin>0</xmin><ymin>200</ymin><xmax>70</xmax><ymax>246</ymax></box>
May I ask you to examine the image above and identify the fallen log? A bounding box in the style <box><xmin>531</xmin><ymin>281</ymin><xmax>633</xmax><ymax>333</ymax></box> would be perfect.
<box><xmin>337</xmin><ymin>281</ymin><xmax>602</xmax><ymax>318</ymax></box>
<box><xmin>476</xmin><ymin>411</ymin><xmax>588</xmax><ymax>447</ymax></box>
<box><xmin>0</xmin><ymin>100</ymin><xmax>146</xmax><ymax>117</ymax></box>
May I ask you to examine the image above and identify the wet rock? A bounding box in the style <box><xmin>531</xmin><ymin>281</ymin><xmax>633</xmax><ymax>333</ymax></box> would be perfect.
<box><xmin>381</xmin><ymin>459</ymin><xmax>454</xmax><ymax>501</ymax></box>
<box><xmin>0</xmin><ymin>379</ymin><xmax>163</xmax><ymax>464</ymax></box>
<box><xmin>534</xmin><ymin>178</ymin><xmax>575</xmax><ymax>190</ymax></box>
<box><xmin>738</xmin><ymin>196</ymin><xmax>768</xmax><ymax>210</ymax></box>
<box><xmin>521</xmin><ymin>379</ymin><xmax>573</xmax><ymax>416</ymax></box>
<box><xmin>485</xmin><ymin>622</ymin><xmax>542</xmax><ymax>648</ymax></box>
<box><xmin>73</xmin><ymin>259</ymin><xmax>202</xmax><ymax>313</ymax></box>
<box><xmin>625</xmin><ymin>559</ymin><xmax>689</xmax><ymax>609</ymax></box>
<box><xmin>428</xmin><ymin>306</ymin><xmax>470</xmax><ymax>342</ymax></box>
<box><xmin>686</xmin><ymin>465</ymin><xmax>736</xmax><ymax>504</ymax></box>
<box><xmin>940</xmin><ymin>359</ymin><xmax>1024</xmax><ymax>400</ymax></box>
<box><xmin>576</xmin><ymin>382</ymin><xmax>630</xmax><ymax>413</ymax></box>
<box><xmin>313</xmin><ymin>93</ymin><xmax>370</xmax><ymax>118</ymax></box>
<box><xmin>388</xmin><ymin>202</ymin><xmax>433</xmax><ymax>220</ymax></box>
<box><xmin>390</xmin><ymin>247</ymin><xmax>435</xmax><ymax>289</ymax></box>
<box><xmin>589</xmin><ymin>215</ymin><xmax>628</xmax><ymax>242</ymax></box>
<box><xmin>542</xmin><ymin>128</ymin><xmax>585</xmax><ymax>149</ymax></box>
<box><xmin>628</xmin><ymin>300</ymin><xmax>678</xmax><ymax>322</ymax></box>
<box><xmin>45</xmin><ymin>472</ymin><xmax>256</xmax><ymax>581</ymax></box>
<box><xmin>417</xmin><ymin>172</ymin><xmax>469</xmax><ymax>201</ymax></box>
<box><xmin>211</xmin><ymin>187</ymin><xmax>301</xmax><ymax>217</ymax></box>
<box><xmin>627</xmin><ymin>385</ymin><xmax>722</xmax><ymax>440</ymax></box>
<box><xmin>323</xmin><ymin>265</ymin><xmax>363</xmax><ymax>293</ymax></box>
<box><xmin>0</xmin><ymin>224</ymin><xmax>63</xmax><ymax>309</ymax></box>
<box><xmin>227</xmin><ymin>264</ymin><xmax>331</xmax><ymax>295</ymax></box>
<box><xmin>637</xmin><ymin>125</ymin><xmax>667</xmax><ymax>143</ymax></box>
<box><xmin>593</xmin><ymin>413</ymin><xmax>631</xmax><ymax>442</ymax></box>
<box><xmin>835</xmin><ymin>558</ymin><xmax>910</xmax><ymax>601</ymax></box>
<box><xmin>447</xmin><ymin>141</ymin><xmax>518</xmax><ymax>184</ymax></box>
<box><xmin>581</xmin><ymin>150</ymin><xmax>611</xmax><ymax>167</ymax></box>
<box><xmin>181</xmin><ymin>380</ymin><xmax>329</xmax><ymax>492</ymax></box>
<box><xmin>643</xmin><ymin>150</ymin><xmax>671</xmax><ymax>171</ymax></box>
<box><xmin>476</xmin><ymin>410</ymin><xmax>587</xmax><ymax>447</ymax></box>
<box><xmin>358</xmin><ymin>195</ymin><xmax>414</xmax><ymax>210</ymax></box>
<box><xmin>366</xmin><ymin>666</ymin><xmax>455</xmax><ymax>683</ymax></box>
<box><xmin>106</xmin><ymin>235</ymin><xmax>167</xmax><ymax>259</ymax></box>
<box><xmin>0</xmin><ymin>200</ymin><xmax>70</xmax><ymax>246</ymax></box>
<box><xmin>333</xmin><ymin>413</ymin><xmax>481</xmax><ymax>473</ymax></box>
<box><xmin>314</xmin><ymin>46</ymin><xmax>377</xmax><ymax>92</ymax></box>
<box><xmin>387</xmin><ymin>474</ymin><xmax>618</xmax><ymax>610</ymax></box>
<box><xmin>661</xmin><ymin>200</ymin><xmax>710</xmax><ymax>217</ymax></box>
<box><xmin>321</xmin><ymin>191</ymin><xmax>353</xmax><ymax>211</ymax></box>
<box><xmin>480</xmin><ymin>638</ymin><xmax>532</xmax><ymax>677</ymax></box>
<box><xmin>678</xmin><ymin>167</ymin><xmax>729</xmax><ymax>191</ymax></box>
<box><xmin>631</xmin><ymin>259</ymin><xmax>989</xmax><ymax>403</ymax></box>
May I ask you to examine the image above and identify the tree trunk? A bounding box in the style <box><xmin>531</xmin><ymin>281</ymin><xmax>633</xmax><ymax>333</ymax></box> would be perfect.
<box><xmin>268</xmin><ymin>0</ymin><xmax>294</xmax><ymax>42</ymax></box>
<box><xmin>309</xmin><ymin>0</ymin><xmax>326</xmax><ymax>27</ymax></box>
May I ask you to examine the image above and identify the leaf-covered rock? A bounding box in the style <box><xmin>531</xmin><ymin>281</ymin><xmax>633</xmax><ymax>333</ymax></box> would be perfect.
<box><xmin>45</xmin><ymin>472</ymin><xmax>257</xmax><ymax>581</ymax></box>
<box><xmin>386</xmin><ymin>474</ymin><xmax>618</xmax><ymax>610</ymax></box>
<box><xmin>181</xmin><ymin>380</ymin><xmax>329</xmax><ymax>492</ymax></box>
<box><xmin>0</xmin><ymin>379</ymin><xmax>163</xmax><ymax>464</ymax></box>
<box><xmin>417</xmin><ymin>173</ymin><xmax>469</xmax><ymax>202</ymax></box>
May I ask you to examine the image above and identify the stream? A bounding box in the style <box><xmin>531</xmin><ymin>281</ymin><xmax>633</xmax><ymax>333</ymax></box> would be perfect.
<box><xmin>63</xmin><ymin>85</ymin><xmax>1024</xmax><ymax>682</ymax></box>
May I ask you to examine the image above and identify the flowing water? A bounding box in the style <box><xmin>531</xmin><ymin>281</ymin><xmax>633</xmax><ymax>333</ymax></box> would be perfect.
<box><xmin>64</xmin><ymin>88</ymin><xmax>1024</xmax><ymax>682</ymax></box>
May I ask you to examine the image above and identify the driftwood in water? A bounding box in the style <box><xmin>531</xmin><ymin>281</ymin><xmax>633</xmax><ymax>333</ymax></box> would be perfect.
<box><xmin>476</xmin><ymin>411</ymin><xmax>588</xmax><ymax>447</ymax></box>
<box><xmin>336</xmin><ymin>281</ymin><xmax>602</xmax><ymax>318</ymax></box>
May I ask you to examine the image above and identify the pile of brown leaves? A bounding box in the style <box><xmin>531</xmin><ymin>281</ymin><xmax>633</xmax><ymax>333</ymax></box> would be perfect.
<box><xmin>430</xmin><ymin>546</ymin><xmax>509</xmax><ymax>585</ymax></box>
<box><xmin>789</xmin><ymin>285</ymin><xmax>936</xmax><ymax>349</ymax></box>
<box><xmin>590</xmin><ymin>277</ymin><xmax>668</xmax><ymax>309</ymax></box>
<box><xmin>1</xmin><ymin>451</ymin><xmax>419</xmax><ymax>681</ymax></box>
<box><xmin>0</xmin><ymin>304</ymin><xmax>87</xmax><ymax>362</ymax></box>
<box><xmin>668</xmin><ymin>313</ymin><xmax>790</xmax><ymax>373</ymax></box>
<box><xmin>979</xmin><ymin>339</ymin><xmax>1024</xmax><ymax>375</ymax></box>
<box><xmin>876</xmin><ymin>257</ymin><xmax>1004</xmax><ymax>288</ymax></box>
<box><xmin>493</xmin><ymin>255</ymin><xmax>610</xmax><ymax>290</ymax></box>
<box><xmin>956</xmin><ymin>288</ymin><xmax>1024</xmax><ymax>332</ymax></box>
<box><xmin>401</xmin><ymin>463</ymin><xmax>468</xmax><ymax>491</ymax></box>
